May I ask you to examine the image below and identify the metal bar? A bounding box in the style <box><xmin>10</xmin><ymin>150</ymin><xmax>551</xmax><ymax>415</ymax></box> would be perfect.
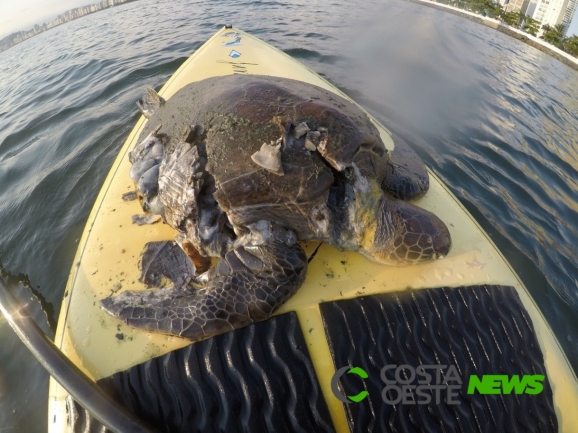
<box><xmin>0</xmin><ymin>277</ymin><xmax>159</xmax><ymax>433</ymax></box>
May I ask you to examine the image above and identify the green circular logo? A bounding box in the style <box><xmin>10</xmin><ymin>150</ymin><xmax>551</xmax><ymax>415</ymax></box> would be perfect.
<box><xmin>331</xmin><ymin>366</ymin><xmax>369</xmax><ymax>403</ymax></box>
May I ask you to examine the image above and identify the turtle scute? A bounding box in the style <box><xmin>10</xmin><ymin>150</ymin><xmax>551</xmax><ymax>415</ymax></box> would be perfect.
<box><xmin>103</xmin><ymin>74</ymin><xmax>452</xmax><ymax>341</ymax></box>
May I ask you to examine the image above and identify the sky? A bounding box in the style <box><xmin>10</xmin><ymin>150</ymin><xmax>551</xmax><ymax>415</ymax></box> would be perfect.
<box><xmin>0</xmin><ymin>0</ymin><xmax>92</xmax><ymax>39</ymax></box>
<box><xmin>1</xmin><ymin>0</ymin><xmax>578</xmax><ymax>39</ymax></box>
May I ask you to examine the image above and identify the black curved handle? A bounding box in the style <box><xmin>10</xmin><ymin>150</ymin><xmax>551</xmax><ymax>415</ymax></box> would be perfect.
<box><xmin>0</xmin><ymin>277</ymin><xmax>159</xmax><ymax>433</ymax></box>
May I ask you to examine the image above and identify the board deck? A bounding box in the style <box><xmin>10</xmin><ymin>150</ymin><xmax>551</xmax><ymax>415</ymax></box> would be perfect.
<box><xmin>48</xmin><ymin>27</ymin><xmax>578</xmax><ymax>432</ymax></box>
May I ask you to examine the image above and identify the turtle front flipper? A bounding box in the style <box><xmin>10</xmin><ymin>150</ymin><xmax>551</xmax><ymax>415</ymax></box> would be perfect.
<box><xmin>100</xmin><ymin>240</ymin><xmax>307</xmax><ymax>340</ymax></box>
<box><xmin>136</xmin><ymin>88</ymin><xmax>165</xmax><ymax>118</ymax></box>
<box><xmin>380</xmin><ymin>133</ymin><xmax>429</xmax><ymax>201</ymax></box>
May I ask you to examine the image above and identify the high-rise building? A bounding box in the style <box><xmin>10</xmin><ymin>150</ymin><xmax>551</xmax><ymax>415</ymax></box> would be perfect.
<box><xmin>561</xmin><ymin>0</ymin><xmax>578</xmax><ymax>34</ymax></box>
<box><xmin>526</xmin><ymin>2</ymin><xmax>538</xmax><ymax>16</ymax></box>
<box><xmin>531</xmin><ymin>0</ymin><xmax>578</xmax><ymax>35</ymax></box>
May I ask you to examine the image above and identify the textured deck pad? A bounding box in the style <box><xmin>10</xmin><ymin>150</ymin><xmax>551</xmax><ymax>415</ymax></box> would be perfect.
<box><xmin>67</xmin><ymin>312</ymin><xmax>334</xmax><ymax>433</ymax></box>
<box><xmin>320</xmin><ymin>285</ymin><xmax>557</xmax><ymax>433</ymax></box>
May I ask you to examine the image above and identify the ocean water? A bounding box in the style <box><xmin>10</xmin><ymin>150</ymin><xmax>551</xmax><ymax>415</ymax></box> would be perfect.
<box><xmin>1</xmin><ymin>0</ymin><xmax>578</xmax><ymax>431</ymax></box>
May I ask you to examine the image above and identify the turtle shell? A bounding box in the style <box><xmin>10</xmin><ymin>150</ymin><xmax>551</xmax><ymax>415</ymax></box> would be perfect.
<box><xmin>140</xmin><ymin>74</ymin><xmax>388</xmax><ymax>241</ymax></box>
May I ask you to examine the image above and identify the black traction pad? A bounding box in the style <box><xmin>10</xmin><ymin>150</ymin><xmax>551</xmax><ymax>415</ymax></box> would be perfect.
<box><xmin>320</xmin><ymin>285</ymin><xmax>558</xmax><ymax>433</ymax></box>
<box><xmin>66</xmin><ymin>312</ymin><xmax>334</xmax><ymax>433</ymax></box>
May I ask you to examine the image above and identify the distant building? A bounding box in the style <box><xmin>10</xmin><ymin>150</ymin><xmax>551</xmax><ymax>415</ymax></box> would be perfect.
<box><xmin>561</xmin><ymin>0</ymin><xmax>578</xmax><ymax>34</ymax></box>
<box><xmin>531</xmin><ymin>0</ymin><xmax>578</xmax><ymax>35</ymax></box>
<box><xmin>0</xmin><ymin>0</ymin><xmax>132</xmax><ymax>53</ymax></box>
<box><xmin>500</xmin><ymin>0</ymin><xmax>577</xmax><ymax>35</ymax></box>
<box><xmin>505</xmin><ymin>0</ymin><xmax>531</xmax><ymax>13</ymax></box>
<box><xmin>526</xmin><ymin>2</ymin><xmax>538</xmax><ymax>16</ymax></box>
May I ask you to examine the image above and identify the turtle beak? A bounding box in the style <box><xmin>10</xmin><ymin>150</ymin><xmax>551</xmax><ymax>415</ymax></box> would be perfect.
<box><xmin>433</xmin><ymin>229</ymin><xmax>451</xmax><ymax>259</ymax></box>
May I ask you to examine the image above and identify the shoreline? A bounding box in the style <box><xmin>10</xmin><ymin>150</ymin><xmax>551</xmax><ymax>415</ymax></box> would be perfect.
<box><xmin>406</xmin><ymin>0</ymin><xmax>578</xmax><ymax>72</ymax></box>
<box><xmin>0</xmin><ymin>0</ymin><xmax>139</xmax><ymax>54</ymax></box>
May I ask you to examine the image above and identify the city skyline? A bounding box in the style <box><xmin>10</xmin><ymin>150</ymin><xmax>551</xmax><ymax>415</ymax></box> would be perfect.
<box><xmin>0</xmin><ymin>0</ymin><xmax>90</xmax><ymax>40</ymax></box>
<box><xmin>0</xmin><ymin>0</ymin><xmax>136</xmax><ymax>53</ymax></box>
<box><xmin>1</xmin><ymin>0</ymin><xmax>578</xmax><ymax>45</ymax></box>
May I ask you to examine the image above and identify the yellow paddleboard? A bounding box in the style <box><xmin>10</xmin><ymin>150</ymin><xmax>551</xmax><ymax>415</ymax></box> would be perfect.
<box><xmin>48</xmin><ymin>27</ymin><xmax>578</xmax><ymax>432</ymax></box>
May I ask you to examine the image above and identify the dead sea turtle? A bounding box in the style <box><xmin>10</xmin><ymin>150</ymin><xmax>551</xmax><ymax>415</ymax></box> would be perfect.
<box><xmin>101</xmin><ymin>75</ymin><xmax>451</xmax><ymax>341</ymax></box>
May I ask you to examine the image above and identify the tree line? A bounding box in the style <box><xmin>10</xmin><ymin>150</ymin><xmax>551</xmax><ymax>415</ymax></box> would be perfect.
<box><xmin>436</xmin><ymin>0</ymin><xmax>578</xmax><ymax>57</ymax></box>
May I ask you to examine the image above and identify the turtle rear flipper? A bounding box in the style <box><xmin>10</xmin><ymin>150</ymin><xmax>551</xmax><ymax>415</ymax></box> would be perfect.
<box><xmin>100</xmin><ymin>241</ymin><xmax>307</xmax><ymax>340</ymax></box>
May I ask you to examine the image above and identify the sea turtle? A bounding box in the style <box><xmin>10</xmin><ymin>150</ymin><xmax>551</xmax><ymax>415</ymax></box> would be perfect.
<box><xmin>101</xmin><ymin>75</ymin><xmax>451</xmax><ymax>341</ymax></box>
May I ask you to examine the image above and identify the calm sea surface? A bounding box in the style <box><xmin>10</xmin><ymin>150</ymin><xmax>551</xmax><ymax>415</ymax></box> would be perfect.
<box><xmin>1</xmin><ymin>0</ymin><xmax>578</xmax><ymax>430</ymax></box>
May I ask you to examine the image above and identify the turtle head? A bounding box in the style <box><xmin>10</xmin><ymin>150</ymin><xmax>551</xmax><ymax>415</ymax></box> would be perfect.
<box><xmin>363</xmin><ymin>197</ymin><xmax>451</xmax><ymax>265</ymax></box>
<box><xmin>345</xmin><ymin>167</ymin><xmax>451</xmax><ymax>266</ymax></box>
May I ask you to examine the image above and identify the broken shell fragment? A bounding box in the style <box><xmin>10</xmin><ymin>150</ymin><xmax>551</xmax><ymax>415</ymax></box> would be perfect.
<box><xmin>121</xmin><ymin>191</ymin><xmax>138</xmax><ymax>201</ymax></box>
<box><xmin>131</xmin><ymin>214</ymin><xmax>162</xmax><ymax>225</ymax></box>
<box><xmin>304</xmin><ymin>130</ymin><xmax>321</xmax><ymax>151</ymax></box>
<box><xmin>305</xmin><ymin>138</ymin><xmax>317</xmax><ymax>151</ymax></box>
<box><xmin>293</xmin><ymin>122</ymin><xmax>310</xmax><ymax>138</ymax></box>
<box><xmin>251</xmin><ymin>142</ymin><xmax>284</xmax><ymax>176</ymax></box>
